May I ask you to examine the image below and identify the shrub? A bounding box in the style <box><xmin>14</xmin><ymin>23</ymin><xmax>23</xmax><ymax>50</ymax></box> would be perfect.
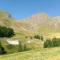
<box><xmin>44</xmin><ymin>38</ymin><xmax>60</xmax><ymax>48</ymax></box>
<box><xmin>6</xmin><ymin>44</ymin><xmax>22</xmax><ymax>54</ymax></box>
<box><xmin>44</xmin><ymin>39</ymin><xmax>53</xmax><ymax>48</ymax></box>
<box><xmin>0</xmin><ymin>46</ymin><xmax>7</xmax><ymax>55</ymax></box>
<box><xmin>52</xmin><ymin>38</ymin><xmax>60</xmax><ymax>47</ymax></box>
<box><xmin>24</xmin><ymin>44</ymin><xmax>31</xmax><ymax>51</ymax></box>
<box><xmin>24</xmin><ymin>44</ymin><xmax>27</xmax><ymax>51</ymax></box>
<box><xmin>7</xmin><ymin>44</ymin><xmax>14</xmax><ymax>49</ymax></box>
<box><xmin>0</xmin><ymin>26</ymin><xmax>15</xmax><ymax>38</ymax></box>
<box><xmin>34</xmin><ymin>35</ymin><xmax>40</xmax><ymax>39</ymax></box>
<box><xmin>18</xmin><ymin>41</ymin><xmax>31</xmax><ymax>52</ymax></box>
<box><xmin>34</xmin><ymin>35</ymin><xmax>43</xmax><ymax>40</ymax></box>
<box><xmin>0</xmin><ymin>42</ymin><xmax>6</xmax><ymax>55</ymax></box>
<box><xmin>40</xmin><ymin>36</ymin><xmax>43</xmax><ymax>41</ymax></box>
<box><xmin>18</xmin><ymin>41</ymin><xmax>23</xmax><ymax>52</ymax></box>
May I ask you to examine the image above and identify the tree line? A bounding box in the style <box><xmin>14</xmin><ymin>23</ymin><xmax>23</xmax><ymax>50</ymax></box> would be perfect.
<box><xmin>44</xmin><ymin>38</ymin><xmax>60</xmax><ymax>48</ymax></box>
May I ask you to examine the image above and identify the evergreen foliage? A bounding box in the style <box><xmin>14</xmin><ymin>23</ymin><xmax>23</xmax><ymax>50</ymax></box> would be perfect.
<box><xmin>0</xmin><ymin>26</ymin><xmax>15</xmax><ymax>38</ymax></box>
<box><xmin>44</xmin><ymin>39</ymin><xmax>53</xmax><ymax>48</ymax></box>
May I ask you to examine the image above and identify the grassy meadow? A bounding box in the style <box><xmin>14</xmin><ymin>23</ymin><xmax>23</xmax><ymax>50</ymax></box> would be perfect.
<box><xmin>0</xmin><ymin>47</ymin><xmax>60</xmax><ymax>60</ymax></box>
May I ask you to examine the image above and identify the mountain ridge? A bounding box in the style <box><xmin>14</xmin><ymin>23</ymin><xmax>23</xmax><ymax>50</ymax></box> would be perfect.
<box><xmin>0</xmin><ymin>12</ymin><xmax>60</xmax><ymax>38</ymax></box>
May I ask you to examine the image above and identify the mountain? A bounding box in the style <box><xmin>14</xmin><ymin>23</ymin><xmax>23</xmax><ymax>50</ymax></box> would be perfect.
<box><xmin>0</xmin><ymin>11</ymin><xmax>60</xmax><ymax>38</ymax></box>
<box><xmin>24</xmin><ymin>13</ymin><xmax>60</xmax><ymax>33</ymax></box>
<box><xmin>0</xmin><ymin>11</ymin><xmax>35</xmax><ymax>38</ymax></box>
<box><xmin>21</xmin><ymin>13</ymin><xmax>60</xmax><ymax>38</ymax></box>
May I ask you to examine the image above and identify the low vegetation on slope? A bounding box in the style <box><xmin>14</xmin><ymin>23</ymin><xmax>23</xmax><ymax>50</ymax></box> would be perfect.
<box><xmin>0</xmin><ymin>47</ymin><xmax>60</xmax><ymax>60</ymax></box>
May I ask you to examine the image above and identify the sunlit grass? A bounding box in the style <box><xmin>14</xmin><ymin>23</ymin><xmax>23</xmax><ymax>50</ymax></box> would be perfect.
<box><xmin>0</xmin><ymin>47</ymin><xmax>60</xmax><ymax>60</ymax></box>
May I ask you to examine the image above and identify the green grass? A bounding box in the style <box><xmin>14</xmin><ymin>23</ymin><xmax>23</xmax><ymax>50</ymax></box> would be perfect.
<box><xmin>0</xmin><ymin>47</ymin><xmax>60</xmax><ymax>60</ymax></box>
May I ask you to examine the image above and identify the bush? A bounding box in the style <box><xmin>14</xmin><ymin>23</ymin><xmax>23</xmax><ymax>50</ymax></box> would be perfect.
<box><xmin>7</xmin><ymin>44</ymin><xmax>14</xmax><ymax>49</ymax></box>
<box><xmin>24</xmin><ymin>44</ymin><xmax>31</xmax><ymax>51</ymax></box>
<box><xmin>52</xmin><ymin>38</ymin><xmax>60</xmax><ymax>47</ymax></box>
<box><xmin>40</xmin><ymin>36</ymin><xmax>43</xmax><ymax>41</ymax></box>
<box><xmin>44</xmin><ymin>38</ymin><xmax>60</xmax><ymax>48</ymax></box>
<box><xmin>18</xmin><ymin>41</ymin><xmax>23</xmax><ymax>52</ymax></box>
<box><xmin>6</xmin><ymin>44</ymin><xmax>22</xmax><ymax>54</ymax></box>
<box><xmin>0</xmin><ymin>46</ymin><xmax>6</xmax><ymax>54</ymax></box>
<box><xmin>24</xmin><ymin>44</ymin><xmax>27</xmax><ymax>51</ymax></box>
<box><xmin>34</xmin><ymin>35</ymin><xmax>43</xmax><ymax>40</ymax></box>
<box><xmin>0</xmin><ymin>42</ymin><xmax>6</xmax><ymax>55</ymax></box>
<box><xmin>44</xmin><ymin>39</ymin><xmax>53</xmax><ymax>48</ymax></box>
<box><xmin>0</xmin><ymin>26</ymin><xmax>15</xmax><ymax>38</ymax></box>
<box><xmin>18</xmin><ymin>41</ymin><xmax>31</xmax><ymax>52</ymax></box>
<box><xmin>34</xmin><ymin>35</ymin><xmax>40</xmax><ymax>39</ymax></box>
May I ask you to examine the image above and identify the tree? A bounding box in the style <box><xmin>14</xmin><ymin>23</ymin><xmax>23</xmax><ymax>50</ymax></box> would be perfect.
<box><xmin>44</xmin><ymin>39</ymin><xmax>53</xmax><ymax>48</ymax></box>
<box><xmin>34</xmin><ymin>35</ymin><xmax>43</xmax><ymax>40</ymax></box>
<box><xmin>0</xmin><ymin>26</ymin><xmax>15</xmax><ymax>38</ymax></box>
<box><xmin>0</xmin><ymin>42</ymin><xmax>6</xmax><ymax>55</ymax></box>
<box><xmin>18</xmin><ymin>41</ymin><xmax>23</xmax><ymax>52</ymax></box>
<box><xmin>40</xmin><ymin>35</ymin><xmax>43</xmax><ymax>41</ymax></box>
<box><xmin>6</xmin><ymin>27</ymin><xmax>15</xmax><ymax>37</ymax></box>
<box><xmin>24</xmin><ymin>44</ymin><xmax>27</xmax><ymax>51</ymax></box>
<box><xmin>34</xmin><ymin>35</ymin><xmax>40</xmax><ymax>39</ymax></box>
<box><xmin>52</xmin><ymin>38</ymin><xmax>60</xmax><ymax>47</ymax></box>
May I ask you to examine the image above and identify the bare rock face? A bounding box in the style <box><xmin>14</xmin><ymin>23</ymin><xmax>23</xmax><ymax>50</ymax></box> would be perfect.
<box><xmin>23</xmin><ymin>13</ymin><xmax>60</xmax><ymax>33</ymax></box>
<box><xmin>26</xmin><ymin>13</ymin><xmax>48</xmax><ymax>25</ymax></box>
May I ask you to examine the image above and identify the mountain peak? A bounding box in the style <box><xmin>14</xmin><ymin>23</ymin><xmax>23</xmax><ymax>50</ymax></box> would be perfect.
<box><xmin>32</xmin><ymin>13</ymin><xmax>48</xmax><ymax>16</ymax></box>
<box><xmin>25</xmin><ymin>13</ymin><xmax>48</xmax><ymax>25</ymax></box>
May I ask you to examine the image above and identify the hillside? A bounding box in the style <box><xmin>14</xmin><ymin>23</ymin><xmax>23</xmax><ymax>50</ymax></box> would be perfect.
<box><xmin>0</xmin><ymin>47</ymin><xmax>60</xmax><ymax>60</ymax></box>
<box><xmin>1</xmin><ymin>11</ymin><xmax>60</xmax><ymax>38</ymax></box>
<box><xmin>1</xmin><ymin>11</ymin><xmax>60</xmax><ymax>49</ymax></box>
<box><xmin>25</xmin><ymin>13</ymin><xmax>60</xmax><ymax>33</ymax></box>
<box><xmin>22</xmin><ymin>13</ymin><xmax>60</xmax><ymax>38</ymax></box>
<box><xmin>1</xmin><ymin>11</ymin><xmax>60</xmax><ymax>60</ymax></box>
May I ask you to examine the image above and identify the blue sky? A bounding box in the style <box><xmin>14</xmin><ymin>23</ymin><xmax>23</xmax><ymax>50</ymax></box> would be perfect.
<box><xmin>0</xmin><ymin>0</ymin><xmax>60</xmax><ymax>19</ymax></box>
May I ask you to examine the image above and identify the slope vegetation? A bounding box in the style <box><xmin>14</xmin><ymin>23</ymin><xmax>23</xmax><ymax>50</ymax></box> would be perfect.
<box><xmin>0</xmin><ymin>47</ymin><xmax>60</xmax><ymax>60</ymax></box>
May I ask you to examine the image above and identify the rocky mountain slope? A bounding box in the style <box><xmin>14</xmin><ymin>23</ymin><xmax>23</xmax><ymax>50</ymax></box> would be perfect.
<box><xmin>1</xmin><ymin>11</ymin><xmax>60</xmax><ymax>38</ymax></box>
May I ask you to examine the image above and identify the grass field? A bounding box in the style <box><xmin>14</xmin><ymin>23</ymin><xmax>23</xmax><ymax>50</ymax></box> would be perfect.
<box><xmin>0</xmin><ymin>47</ymin><xmax>60</xmax><ymax>60</ymax></box>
